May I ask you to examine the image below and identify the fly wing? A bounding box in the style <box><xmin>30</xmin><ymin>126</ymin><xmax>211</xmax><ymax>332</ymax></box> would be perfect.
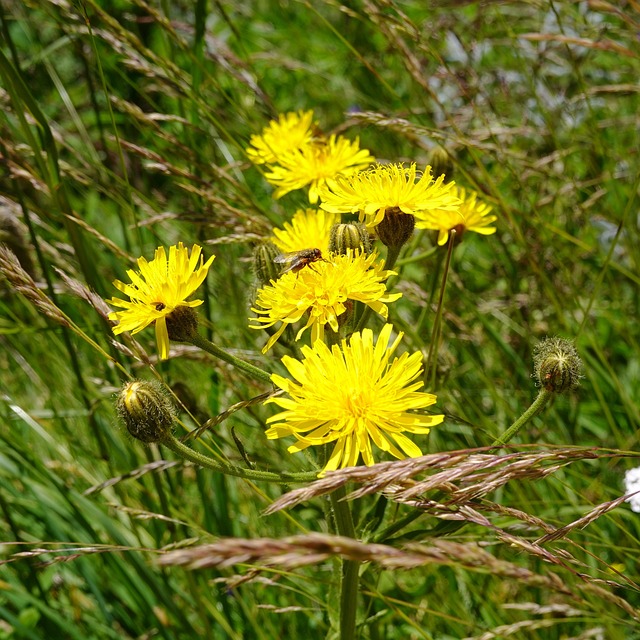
<box><xmin>273</xmin><ymin>251</ymin><xmax>300</xmax><ymax>264</ymax></box>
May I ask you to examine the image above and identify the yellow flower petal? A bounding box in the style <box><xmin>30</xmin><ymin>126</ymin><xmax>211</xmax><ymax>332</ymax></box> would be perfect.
<box><xmin>246</xmin><ymin>110</ymin><xmax>317</xmax><ymax>165</ymax></box>
<box><xmin>417</xmin><ymin>186</ymin><xmax>497</xmax><ymax>244</ymax></box>
<box><xmin>250</xmin><ymin>251</ymin><xmax>401</xmax><ymax>353</ymax></box>
<box><xmin>264</xmin><ymin>135</ymin><xmax>374</xmax><ymax>202</ymax></box>
<box><xmin>265</xmin><ymin>324</ymin><xmax>444</xmax><ymax>474</ymax></box>
<box><xmin>318</xmin><ymin>163</ymin><xmax>461</xmax><ymax>229</ymax></box>
<box><xmin>108</xmin><ymin>243</ymin><xmax>215</xmax><ymax>360</ymax></box>
<box><xmin>272</xmin><ymin>208</ymin><xmax>339</xmax><ymax>254</ymax></box>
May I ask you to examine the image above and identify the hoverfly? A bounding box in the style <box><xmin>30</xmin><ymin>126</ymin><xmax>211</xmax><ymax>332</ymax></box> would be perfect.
<box><xmin>273</xmin><ymin>248</ymin><xmax>326</xmax><ymax>275</ymax></box>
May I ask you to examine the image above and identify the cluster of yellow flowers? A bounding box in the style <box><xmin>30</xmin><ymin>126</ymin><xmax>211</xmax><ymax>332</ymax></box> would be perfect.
<box><xmin>246</xmin><ymin>110</ymin><xmax>374</xmax><ymax>203</ymax></box>
<box><xmin>108</xmin><ymin>110</ymin><xmax>498</xmax><ymax>475</ymax></box>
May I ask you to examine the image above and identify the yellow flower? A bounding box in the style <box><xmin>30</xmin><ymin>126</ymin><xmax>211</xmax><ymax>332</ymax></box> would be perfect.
<box><xmin>418</xmin><ymin>186</ymin><xmax>497</xmax><ymax>245</ymax></box>
<box><xmin>318</xmin><ymin>163</ymin><xmax>460</xmax><ymax>228</ymax></box>
<box><xmin>272</xmin><ymin>208</ymin><xmax>340</xmax><ymax>254</ymax></box>
<box><xmin>109</xmin><ymin>243</ymin><xmax>214</xmax><ymax>360</ymax></box>
<box><xmin>264</xmin><ymin>135</ymin><xmax>374</xmax><ymax>203</ymax></box>
<box><xmin>265</xmin><ymin>324</ymin><xmax>444</xmax><ymax>474</ymax></box>
<box><xmin>246</xmin><ymin>110</ymin><xmax>317</xmax><ymax>165</ymax></box>
<box><xmin>250</xmin><ymin>251</ymin><xmax>400</xmax><ymax>353</ymax></box>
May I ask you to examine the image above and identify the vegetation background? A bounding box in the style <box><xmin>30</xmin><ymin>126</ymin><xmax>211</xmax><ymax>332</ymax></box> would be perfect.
<box><xmin>0</xmin><ymin>0</ymin><xmax>639</xmax><ymax>638</ymax></box>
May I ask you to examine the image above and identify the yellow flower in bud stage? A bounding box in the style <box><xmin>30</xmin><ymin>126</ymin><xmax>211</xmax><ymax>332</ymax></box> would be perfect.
<box><xmin>264</xmin><ymin>135</ymin><xmax>374</xmax><ymax>203</ymax></box>
<box><xmin>272</xmin><ymin>208</ymin><xmax>340</xmax><ymax>254</ymax></box>
<box><xmin>246</xmin><ymin>110</ymin><xmax>317</xmax><ymax>165</ymax></box>
<box><xmin>108</xmin><ymin>243</ymin><xmax>214</xmax><ymax>360</ymax></box>
<box><xmin>318</xmin><ymin>162</ymin><xmax>461</xmax><ymax>228</ymax></box>
<box><xmin>265</xmin><ymin>324</ymin><xmax>444</xmax><ymax>474</ymax></box>
<box><xmin>420</xmin><ymin>187</ymin><xmax>497</xmax><ymax>246</ymax></box>
<box><xmin>250</xmin><ymin>251</ymin><xmax>401</xmax><ymax>353</ymax></box>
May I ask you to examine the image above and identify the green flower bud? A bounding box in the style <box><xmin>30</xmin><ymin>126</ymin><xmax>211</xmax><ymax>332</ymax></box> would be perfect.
<box><xmin>533</xmin><ymin>337</ymin><xmax>583</xmax><ymax>393</ymax></box>
<box><xmin>253</xmin><ymin>241</ymin><xmax>281</xmax><ymax>285</ymax></box>
<box><xmin>116</xmin><ymin>380</ymin><xmax>175</xmax><ymax>443</ymax></box>
<box><xmin>329</xmin><ymin>222</ymin><xmax>372</xmax><ymax>256</ymax></box>
<box><xmin>376</xmin><ymin>208</ymin><xmax>415</xmax><ymax>249</ymax></box>
<box><xmin>427</xmin><ymin>146</ymin><xmax>454</xmax><ymax>181</ymax></box>
<box><xmin>165</xmin><ymin>306</ymin><xmax>199</xmax><ymax>342</ymax></box>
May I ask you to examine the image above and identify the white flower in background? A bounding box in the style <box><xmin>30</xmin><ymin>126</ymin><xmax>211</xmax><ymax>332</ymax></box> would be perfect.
<box><xmin>624</xmin><ymin>467</ymin><xmax>640</xmax><ymax>513</ymax></box>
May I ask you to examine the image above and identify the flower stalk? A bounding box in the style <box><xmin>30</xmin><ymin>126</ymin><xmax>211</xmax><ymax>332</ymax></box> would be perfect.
<box><xmin>161</xmin><ymin>432</ymin><xmax>317</xmax><ymax>484</ymax></box>
<box><xmin>187</xmin><ymin>331</ymin><xmax>273</xmax><ymax>384</ymax></box>
<box><xmin>491</xmin><ymin>389</ymin><xmax>552</xmax><ymax>448</ymax></box>
<box><xmin>330</xmin><ymin>486</ymin><xmax>359</xmax><ymax>640</ymax></box>
<box><xmin>425</xmin><ymin>229</ymin><xmax>456</xmax><ymax>387</ymax></box>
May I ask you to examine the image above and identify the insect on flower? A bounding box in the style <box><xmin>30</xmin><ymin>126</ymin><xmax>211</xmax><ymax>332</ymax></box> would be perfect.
<box><xmin>274</xmin><ymin>248</ymin><xmax>327</xmax><ymax>275</ymax></box>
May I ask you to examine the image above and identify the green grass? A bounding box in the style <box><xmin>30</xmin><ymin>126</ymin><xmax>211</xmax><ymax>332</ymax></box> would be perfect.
<box><xmin>1</xmin><ymin>0</ymin><xmax>639</xmax><ymax>638</ymax></box>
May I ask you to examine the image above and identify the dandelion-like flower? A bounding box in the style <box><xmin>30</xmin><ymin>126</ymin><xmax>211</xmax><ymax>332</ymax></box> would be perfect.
<box><xmin>246</xmin><ymin>110</ymin><xmax>317</xmax><ymax>165</ymax></box>
<box><xmin>272</xmin><ymin>208</ymin><xmax>339</xmax><ymax>254</ymax></box>
<box><xmin>250</xmin><ymin>251</ymin><xmax>400</xmax><ymax>353</ymax></box>
<box><xmin>318</xmin><ymin>163</ymin><xmax>460</xmax><ymax>228</ymax></box>
<box><xmin>109</xmin><ymin>243</ymin><xmax>214</xmax><ymax>360</ymax></box>
<box><xmin>418</xmin><ymin>186</ymin><xmax>497</xmax><ymax>245</ymax></box>
<box><xmin>265</xmin><ymin>135</ymin><xmax>374</xmax><ymax>203</ymax></box>
<box><xmin>265</xmin><ymin>324</ymin><xmax>444</xmax><ymax>474</ymax></box>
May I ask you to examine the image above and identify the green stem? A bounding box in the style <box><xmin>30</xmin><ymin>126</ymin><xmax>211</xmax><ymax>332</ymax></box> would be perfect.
<box><xmin>353</xmin><ymin>243</ymin><xmax>403</xmax><ymax>335</ymax></box>
<box><xmin>331</xmin><ymin>487</ymin><xmax>359</xmax><ymax>640</ymax></box>
<box><xmin>491</xmin><ymin>389</ymin><xmax>552</xmax><ymax>448</ymax></box>
<box><xmin>424</xmin><ymin>230</ymin><xmax>456</xmax><ymax>388</ymax></box>
<box><xmin>187</xmin><ymin>332</ymin><xmax>273</xmax><ymax>384</ymax></box>
<box><xmin>374</xmin><ymin>509</ymin><xmax>423</xmax><ymax>544</ymax></box>
<box><xmin>374</xmin><ymin>390</ymin><xmax>554</xmax><ymax>544</ymax></box>
<box><xmin>161</xmin><ymin>433</ymin><xmax>317</xmax><ymax>484</ymax></box>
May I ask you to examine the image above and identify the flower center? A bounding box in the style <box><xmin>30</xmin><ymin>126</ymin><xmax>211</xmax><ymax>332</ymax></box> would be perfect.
<box><xmin>343</xmin><ymin>388</ymin><xmax>371</xmax><ymax>419</ymax></box>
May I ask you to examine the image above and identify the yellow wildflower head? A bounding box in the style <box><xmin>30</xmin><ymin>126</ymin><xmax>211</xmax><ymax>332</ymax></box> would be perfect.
<box><xmin>265</xmin><ymin>324</ymin><xmax>444</xmax><ymax>474</ymax></box>
<box><xmin>418</xmin><ymin>186</ymin><xmax>497</xmax><ymax>245</ymax></box>
<box><xmin>264</xmin><ymin>135</ymin><xmax>374</xmax><ymax>203</ymax></box>
<box><xmin>318</xmin><ymin>162</ymin><xmax>461</xmax><ymax>228</ymax></box>
<box><xmin>108</xmin><ymin>243</ymin><xmax>214</xmax><ymax>360</ymax></box>
<box><xmin>272</xmin><ymin>208</ymin><xmax>340</xmax><ymax>254</ymax></box>
<box><xmin>246</xmin><ymin>110</ymin><xmax>317</xmax><ymax>165</ymax></box>
<box><xmin>250</xmin><ymin>251</ymin><xmax>401</xmax><ymax>353</ymax></box>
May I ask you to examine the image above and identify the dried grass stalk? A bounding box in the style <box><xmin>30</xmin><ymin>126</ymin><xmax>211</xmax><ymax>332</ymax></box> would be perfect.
<box><xmin>265</xmin><ymin>448</ymin><xmax>606</xmax><ymax>515</ymax></box>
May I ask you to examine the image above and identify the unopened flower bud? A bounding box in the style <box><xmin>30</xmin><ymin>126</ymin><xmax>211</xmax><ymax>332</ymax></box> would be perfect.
<box><xmin>533</xmin><ymin>337</ymin><xmax>583</xmax><ymax>393</ymax></box>
<box><xmin>165</xmin><ymin>306</ymin><xmax>199</xmax><ymax>342</ymax></box>
<box><xmin>253</xmin><ymin>241</ymin><xmax>281</xmax><ymax>285</ymax></box>
<box><xmin>329</xmin><ymin>222</ymin><xmax>372</xmax><ymax>256</ymax></box>
<box><xmin>376</xmin><ymin>208</ymin><xmax>415</xmax><ymax>249</ymax></box>
<box><xmin>427</xmin><ymin>146</ymin><xmax>454</xmax><ymax>181</ymax></box>
<box><xmin>116</xmin><ymin>380</ymin><xmax>175</xmax><ymax>443</ymax></box>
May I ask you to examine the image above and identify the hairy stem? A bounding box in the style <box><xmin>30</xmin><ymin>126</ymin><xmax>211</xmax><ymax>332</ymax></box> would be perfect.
<box><xmin>491</xmin><ymin>389</ymin><xmax>552</xmax><ymax>448</ymax></box>
<box><xmin>161</xmin><ymin>433</ymin><xmax>317</xmax><ymax>484</ymax></box>
<box><xmin>187</xmin><ymin>331</ymin><xmax>273</xmax><ymax>384</ymax></box>
<box><xmin>331</xmin><ymin>486</ymin><xmax>359</xmax><ymax>640</ymax></box>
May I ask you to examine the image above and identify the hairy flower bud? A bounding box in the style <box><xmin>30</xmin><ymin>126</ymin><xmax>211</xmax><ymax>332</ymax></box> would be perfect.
<box><xmin>116</xmin><ymin>380</ymin><xmax>175</xmax><ymax>443</ymax></box>
<box><xmin>533</xmin><ymin>337</ymin><xmax>583</xmax><ymax>393</ymax></box>
<box><xmin>427</xmin><ymin>146</ymin><xmax>454</xmax><ymax>181</ymax></box>
<box><xmin>329</xmin><ymin>222</ymin><xmax>372</xmax><ymax>256</ymax></box>
<box><xmin>376</xmin><ymin>208</ymin><xmax>415</xmax><ymax>249</ymax></box>
<box><xmin>165</xmin><ymin>306</ymin><xmax>199</xmax><ymax>342</ymax></box>
<box><xmin>253</xmin><ymin>241</ymin><xmax>282</xmax><ymax>285</ymax></box>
